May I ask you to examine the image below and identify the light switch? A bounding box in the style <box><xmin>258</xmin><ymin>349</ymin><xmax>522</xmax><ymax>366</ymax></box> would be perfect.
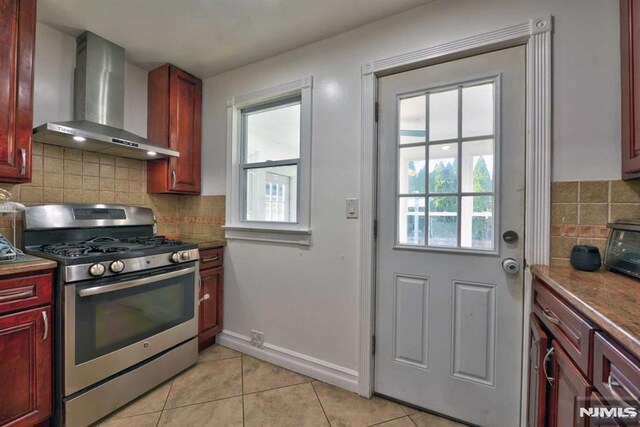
<box><xmin>346</xmin><ymin>198</ymin><xmax>358</xmax><ymax>218</ymax></box>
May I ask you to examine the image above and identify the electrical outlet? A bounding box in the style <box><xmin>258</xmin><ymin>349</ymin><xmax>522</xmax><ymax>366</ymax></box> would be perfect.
<box><xmin>250</xmin><ymin>330</ymin><xmax>264</xmax><ymax>348</ymax></box>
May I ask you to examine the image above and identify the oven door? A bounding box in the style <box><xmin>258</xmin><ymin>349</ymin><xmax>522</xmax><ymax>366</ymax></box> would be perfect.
<box><xmin>63</xmin><ymin>264</ymin><xmax>198</xmax><ymax>396</ymax></box>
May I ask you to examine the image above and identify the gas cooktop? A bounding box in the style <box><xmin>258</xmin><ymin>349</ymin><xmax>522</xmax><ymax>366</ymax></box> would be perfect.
<box><xmin>26</xmin><ymin>235</ymin><xmax>198</xmax><ymax>270</ymax></box>
<box><xmin>38</xmin><ymin>236</ymin><xmax>186</xmax><ymax>258</ymax></box>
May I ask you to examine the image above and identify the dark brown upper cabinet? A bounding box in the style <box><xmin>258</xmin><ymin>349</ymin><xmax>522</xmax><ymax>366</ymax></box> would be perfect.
<box><xmin>0</xmin><ymin>0</ymin><xmax>36</xmax><ymax>183</ymax></box>
<box><xmin>147</xmin><ymin>64</ymin><xmax>202</xmax><ymax>194</ymax></box>
<box><xmin>621</xmin><ymin>0</ymin><xmax>640</xmax><ymax>179</ymax></box>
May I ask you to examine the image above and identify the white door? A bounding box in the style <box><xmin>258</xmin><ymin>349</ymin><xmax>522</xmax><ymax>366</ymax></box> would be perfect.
<box><xmin>375</xmin><ymin>46</ymin><xmax>526</xmax><ymax>427</ymax></box>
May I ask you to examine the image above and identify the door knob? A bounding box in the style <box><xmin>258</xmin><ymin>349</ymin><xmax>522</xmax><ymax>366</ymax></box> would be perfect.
<box><xmin>502</xmin><ymin>258</ymin><xmax>520</xmax><ymax>274</ymax></box>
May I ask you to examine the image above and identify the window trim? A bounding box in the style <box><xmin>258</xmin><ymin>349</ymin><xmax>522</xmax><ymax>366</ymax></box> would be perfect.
<box><xmin>240</xmin><ymin>95</ymin><xmax>302</xmax><ymax>224</ymax></box>
<box><xmin>225</xmin><ymin>76</ymin><xmax>313</xmax><ymax>245</ymax></box>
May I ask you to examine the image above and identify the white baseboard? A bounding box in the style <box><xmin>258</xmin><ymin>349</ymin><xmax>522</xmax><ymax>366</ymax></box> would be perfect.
<box><xmin>218</xmin><ymin>330</ymin><xmax>359</xmax><ymax>393</ymax></box>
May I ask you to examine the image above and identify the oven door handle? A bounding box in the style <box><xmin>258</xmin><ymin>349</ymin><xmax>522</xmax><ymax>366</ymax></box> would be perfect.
<box><xmin>78</xmin><ymin>266</ymin><xmax>198</xmax><ymax>297</ymax></box>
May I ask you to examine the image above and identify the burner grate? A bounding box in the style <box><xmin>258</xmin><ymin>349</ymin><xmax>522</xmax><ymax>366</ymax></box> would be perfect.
<box><xmin>122</xmin><ymin>236</ymin><xmax>184</xmax><ymax>246</ymax></box>
<box><xmin>40</xmin><ymin>242</ymin><xmax>130</xmax><ymax>258</ymax></box>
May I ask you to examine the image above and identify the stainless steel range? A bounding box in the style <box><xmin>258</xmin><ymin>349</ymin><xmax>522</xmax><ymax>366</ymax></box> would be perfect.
<box><xmin>23</xmin><ymin>204</ymin><xmax>199</xmax><ymax>427</ymax></box>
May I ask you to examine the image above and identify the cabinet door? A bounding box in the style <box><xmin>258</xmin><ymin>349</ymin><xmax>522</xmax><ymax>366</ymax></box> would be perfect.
<box><xmin>621</xmin><ymin>0</ymin><xmax>640</xmax><ymax>178</ymax></box>
<box><xmin>0</xmin><ymin>306</ymin><xmax>52</xmax><ymax>426</ymax></box>
<box><xmin>168</xmin><ymin>66</ymin><xmax>201</xmax><ymax>193</ymax></box>
<box><xmin>198</xmin><ymin>267</ymin><xmax>223</xmax><ymax>344</ymax></box>
<box><xmin>528</xmin><ymin>314</ymin><xmax>549</xmax><ymax>427</ymax></box>
<box><xmin>550</xmin><ymin>341</ymin><xmax>592</xmax><ymax>427</ymax></box>
<box><xmin>0</xmin><ymin>0</ymin><xmax>36</xmax><ymax>183</ymax></box>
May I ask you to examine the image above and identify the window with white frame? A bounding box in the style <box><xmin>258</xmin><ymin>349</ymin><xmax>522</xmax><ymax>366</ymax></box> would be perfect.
<box><xmin>226</xmin><ymin>77</ymin><xmax>312</xmax><ymax>245</ymax></box>
<box><xmin>242</xmin><ymin>97</ymin><xmax>300</xmax><ymax>223</ymax></box>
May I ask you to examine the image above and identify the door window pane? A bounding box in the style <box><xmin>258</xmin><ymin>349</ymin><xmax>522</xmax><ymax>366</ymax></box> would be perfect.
<box><xmin>428</xmin><ymin>143</ymin><xmax>458</xmax><ymax>193</ymax></box>
<box><xmin>245</xmin><ymin>165</ymin><xmax>297</xmax><ymax>222</ymax></box>
<box><xmin>461</xmin><ymin>140</ymin><xmax>494</xmax><ymax>193</ymax></box>
<box><xmin>429</xmin><ymin>90</ymin><xmax>458</xmax><ymax>141</ymax></box>
<box><xmin>244</xmin><ymin>102</ymin><xmax>300</xmax><ymax>163</ymax></box>
<box><xmin>395</xmin><ymin>79</ymin><xmax>497</xmax><ymax>251</ymax></box>
<box><xmin>400</xmin><ymin>95</ymin><xmax>426</xmax><ymax>144</ymax></box>
<box><xmin>428</xmin><ymin>196</ymin><xmax>458</xmax><ymax>247</ymax></box>
<box><xmin>461</xmin><ymin>196</ymin><xmax>494</xmax><ymax>249</ymax></box>
<box><xmin>462</xmin><ymin>83</ymin><xmax>494</xmax><ymax>138</ymax></box>
<box><xmin>399</xmin><ymin>146</ymin><xmax>426</xmax><ymax>194</ymax></box>
<box><xmin>399</xmin><ymin>197</ymin><xmax>425</xmax><ymax>245</ymax></box>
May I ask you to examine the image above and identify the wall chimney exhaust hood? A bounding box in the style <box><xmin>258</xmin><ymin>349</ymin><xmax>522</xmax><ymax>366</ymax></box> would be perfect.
<box><xmin>33</xmin><ymin>32</ymin><xmax>178</xmax><ymax>160</ymax></box>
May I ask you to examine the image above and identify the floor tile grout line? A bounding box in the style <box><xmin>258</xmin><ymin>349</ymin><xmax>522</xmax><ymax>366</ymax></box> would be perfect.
<box><xmin>156</xmin><ymin>379</ymin><xmax>175</xmax><ymax>427</ymax></box>
<box><xmin>310</xmin><ymin>380</ymin><xmax>332</xmax><ymax>426</ymax></box>
<box><xmin>156</xmin><ymin>394</ymin><xmax>243</xmax><ymax>412</ymax></box>
<box><xmin>367</xmin><ymin>414</ymin><xmax>414</xmax><ymax>426</ymax></box>
<box><xmin>198</xmin><ymin>354</ymin><xmax>242</xmax><ymax>364</ymax></box>
<box><xmin>242</xmin><ymin>379</ymin><xmax>313</xmax><ymax>397</ymax></box>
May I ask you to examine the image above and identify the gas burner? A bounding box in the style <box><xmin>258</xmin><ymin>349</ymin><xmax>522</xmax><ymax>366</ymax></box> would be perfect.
<box><xmin>40</xmin><ymin>242</ymin><xmax>130</xmax><ymax>258</ymax></box>
<box><xmin>122</xmin><ymin>236</ymin><xmax>184</xmax><ymax>247</ymax></box>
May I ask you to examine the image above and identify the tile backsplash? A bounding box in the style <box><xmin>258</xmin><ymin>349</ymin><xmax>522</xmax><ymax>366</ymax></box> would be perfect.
<box><xmin>551</xmin><ymin>180</ymin><xmax>640</xmax><ymax>266</ymax></box>
<box><xmin>0</xmin><ymin>142</ymin><xmax>224</xmax><ymax>244</ymax></box>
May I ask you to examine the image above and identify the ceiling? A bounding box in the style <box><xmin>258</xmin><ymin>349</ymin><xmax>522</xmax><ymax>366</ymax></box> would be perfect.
<box><xmin>37</xmin><ymin>0</ymin><xmax>430</xmax><ymax>78</ymax></box>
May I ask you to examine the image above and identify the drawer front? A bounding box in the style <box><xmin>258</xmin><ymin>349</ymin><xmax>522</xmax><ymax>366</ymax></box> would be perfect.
<box><xmin>588</xmin><ymin>391</ymin><xmax>627</xmax><ymax>427</ymax></box>
<box><xmin>593</xmin><ymin>332</ymin><xmax>640</xmax><ymax>409</ymax></box>
<box><xmin>534</xmin><ymin>280</ymin><xmax>595</xmax><ymax>379</ymax></box>
<box><xmin>0</xmin><ymin>271</ymin><xmax>53</xmax><ymax>315</ymax></box>
<box><xmin>199</xmin><ymin>247</ymin><xmax>223</xmax><ymax>270</ymax></box>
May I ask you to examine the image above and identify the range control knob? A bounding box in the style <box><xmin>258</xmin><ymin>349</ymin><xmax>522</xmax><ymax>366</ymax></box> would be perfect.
<box><xmin>89</xmin><ymin>263</ymin><xmax>106</xmax><ymax>277</ymax></box>
<box><xmin>181</xmin><ymin>251</ymin><xmax>191</xmax><ymax>261</ymax></box>
<box><xmin>170</xmin><ymin>252</ymin><xmax>182</xmax><ymax>263</ymax></box>
<box><xmin>110</xmin><ymin>260</ymin><xmax>125</xmax><ymax>273</ymax></box>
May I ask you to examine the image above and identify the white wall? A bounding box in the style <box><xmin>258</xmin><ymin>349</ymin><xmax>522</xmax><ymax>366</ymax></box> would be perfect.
<box><xmin>33</xmin><ymin>23</ymin><xmax>148</xmax><ymax>135</ymax></box>
<box><xmin>33</xmin><ymin>22</ymin><xmax>76</xmax><ymax>128</ymax></box>
<box><xmin>201</xmin><ymin>0</ymin><xmax>621</xmax><ymax>373</ymax></box>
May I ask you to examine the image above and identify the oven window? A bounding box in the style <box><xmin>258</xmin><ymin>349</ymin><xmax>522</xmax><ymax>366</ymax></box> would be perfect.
<box><xmin>75</xmin><ymin>270</ymin><xmax>195</xmax><ymax>364</ymax></box>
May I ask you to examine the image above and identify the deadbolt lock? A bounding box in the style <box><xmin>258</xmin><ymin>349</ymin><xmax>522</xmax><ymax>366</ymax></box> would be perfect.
<box><xmin>503</xmin><ymin>230</ymin><xmax>519</xmax><ymax>243</ymax></box>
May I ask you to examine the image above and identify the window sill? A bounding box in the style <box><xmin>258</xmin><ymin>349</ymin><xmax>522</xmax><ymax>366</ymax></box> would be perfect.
<box><xmin>223</xmin><ymin>225</ymin><xmax>312</xmax><ymax>246</ymax></box>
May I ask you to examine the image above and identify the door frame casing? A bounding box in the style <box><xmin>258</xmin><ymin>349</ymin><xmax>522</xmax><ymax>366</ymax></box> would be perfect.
<box><xmin>358</xmin><ymin>16</ymin><xmax>552</xmax><ymax>426</ymax></box>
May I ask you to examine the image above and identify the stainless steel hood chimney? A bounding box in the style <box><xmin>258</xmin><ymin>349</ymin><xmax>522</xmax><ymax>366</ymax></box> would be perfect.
<box><xmin>33</xmin><ymin>32</ymin><xmax>178</xmax><ymax>160</ymax></box>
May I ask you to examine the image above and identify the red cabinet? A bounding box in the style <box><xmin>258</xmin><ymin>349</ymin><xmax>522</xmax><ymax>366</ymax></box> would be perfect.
<box><xmin>621</xmin><ymin>0</ymin><xmax>640</xmax><ymax>178</ymax></box>
<box><xmin>549</xmin><ymin>341</ymin><xmax>592</xmax><ymax>427</ymax></box>
<box><xmin>527</xmin><ymin>313</ymin><xmax>549</xmax><ymax>427</ymax></box>
<box><xmin>198</xmin><ymin>247</ymin><xmax>224</xmax><ymax>350</ymax></box>
<box><xmin>147</xmin><ymin>64</ymin><xmax>202</xmax><ymax>194</ymax></box>
<box><xmin>529</xmin><ymin>277</ymin><xmax>640</xmax><ymax>427</ymax></box>
<box><xmin>0</xmin><ymin>0</ymin><xmax>36</xmax><ymax>183</ymax></box>
<box><xmin>0</xmin><ymin>270</ymin><xmax>53</xmax><ymax>427</ymax></box>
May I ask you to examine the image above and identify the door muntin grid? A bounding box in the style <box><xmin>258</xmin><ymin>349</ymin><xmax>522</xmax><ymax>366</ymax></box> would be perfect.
<box><xmin>395</xmin><ymin>77</ymin><xmax>500</xmax><ymax>252</ymax></box>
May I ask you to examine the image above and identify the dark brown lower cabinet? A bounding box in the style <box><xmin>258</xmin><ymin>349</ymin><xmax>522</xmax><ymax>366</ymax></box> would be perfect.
<box><xmin>199</xmin><ymin>266</ymin><xmax>223</xmax><ymax>347</ymax></box>
<box><xmin>198</xmin><ymin>246</ymin><xmax>224</xmax><ymax>351</ymax></box>
<box><xmin>529</xmin><ymin>277</ymin><xmax>640</xmax><ymax>427</ymax></box>
<box><xmin>549</xmin><ymin>341</ymin><xmax>592</xmax><ymax>427</ymax></box>
<box><xmin>528</xmin><ymin>313</ymin><xmax>549</xmax><ymax>427</ymax></box>
<box><xmin>0</xmin><ymin>306</ymin><xmax>52</xmax><ymax>426</ymax></box>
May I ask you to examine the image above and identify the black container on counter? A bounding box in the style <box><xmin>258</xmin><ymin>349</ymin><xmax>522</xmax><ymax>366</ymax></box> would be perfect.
<box><xmin>570</xmin><ymin>245</ymin><xmax>602</xmax><ymax>272</ymax></box>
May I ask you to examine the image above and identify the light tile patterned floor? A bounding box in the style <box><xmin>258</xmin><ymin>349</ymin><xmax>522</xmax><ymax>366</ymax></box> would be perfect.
<box><xmin>93</xmin><ymin>345</ymin><xmax>467</xmax><ymax>427</ymax></box>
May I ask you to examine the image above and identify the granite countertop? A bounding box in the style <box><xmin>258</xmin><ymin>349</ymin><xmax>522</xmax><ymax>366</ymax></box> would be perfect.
<box><xmin>531</xmin><ymin>265</ymin><xmax>640</xmax><ymax>359</ymax></box>
<box><xmin>0</xmin><ymin>254</ymin><xmax>57</xmax><ymax>276</ymax></box>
